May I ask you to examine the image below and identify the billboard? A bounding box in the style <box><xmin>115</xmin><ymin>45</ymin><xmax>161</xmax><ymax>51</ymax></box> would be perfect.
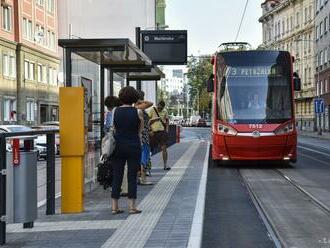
<box><xmin>141</xmin><ymin>30</ymin><xmax>187</xmax><ymax>65</ymax></box>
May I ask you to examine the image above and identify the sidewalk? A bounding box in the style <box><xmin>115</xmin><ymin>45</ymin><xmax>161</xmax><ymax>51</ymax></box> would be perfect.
<box><xmin>298</xmin><ymin>134</ymin><xmax>330</xmax><ymax>152</ymax></box>
<box><xmin>4</xmin><ymin>141</ymin><xmax>209</xmax><ymax>248</ymax></box>
<box><xmin>298</xmin><ymin>130</ymin><xmax>330</xmax><ymax>140</ymax></box>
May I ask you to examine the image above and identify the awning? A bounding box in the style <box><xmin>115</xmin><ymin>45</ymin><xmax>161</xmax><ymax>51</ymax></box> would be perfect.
<box><xmin>58</xmin><ymin>38</ymin><xmax>164</xmax><ymax>80</ymax></box>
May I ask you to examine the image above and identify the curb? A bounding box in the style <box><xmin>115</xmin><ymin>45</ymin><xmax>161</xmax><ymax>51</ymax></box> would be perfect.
<box><xmin>187</xmin><ymin>142</ymin><xmax>209</xmax><ymax>248</ymax></box>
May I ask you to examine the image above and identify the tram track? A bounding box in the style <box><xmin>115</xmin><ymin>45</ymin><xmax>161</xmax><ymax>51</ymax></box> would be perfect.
<box><xmin>238</xmin><ymin>169</ymin><xmax>283</xmax><ymax>248</ymax></box>
<box><xmin>275</xmin><ymin>169</ymin><xmax>330</xmax><ymax>217</ymax></box>
<box><xmin>239</xmin><ymin>166</ymin><xmax>330</xmax><ymax>248</ymax></box>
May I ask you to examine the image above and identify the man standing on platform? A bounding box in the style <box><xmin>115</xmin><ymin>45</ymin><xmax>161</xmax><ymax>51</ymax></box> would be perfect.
<box><xmin>148</xmin><ymin>100</ymin><xmax>171</xmax><ymax>171</ymax></box>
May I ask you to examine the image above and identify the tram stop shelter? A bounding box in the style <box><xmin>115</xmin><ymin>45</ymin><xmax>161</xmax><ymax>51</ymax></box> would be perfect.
<box><xmin>58</xmin><ymin>39</ymin><xmax>164</xmax><ymax>213</ymax></box>
<box><xmin>58</xmin><ymin>38</ymin><xmax>164</xmax><ymax>134</ymax></box>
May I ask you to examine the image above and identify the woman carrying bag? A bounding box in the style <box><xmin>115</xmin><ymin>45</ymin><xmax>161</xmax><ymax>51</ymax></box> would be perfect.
<box><xmin>110</xmin><ymin>86</ymin><xmax>144</xmax><ymax>215</ymax></box>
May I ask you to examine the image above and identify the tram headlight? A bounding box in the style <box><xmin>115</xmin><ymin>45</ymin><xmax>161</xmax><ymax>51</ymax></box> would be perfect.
<box><xmin>218</xmin><ymin>124</ymin><xmax>237</xmax><ymax>136</ymax></box>
<box><xmin>274</xmin><ymin>121</ymin><xmax>294</xmax><ymax>135</ymax></box>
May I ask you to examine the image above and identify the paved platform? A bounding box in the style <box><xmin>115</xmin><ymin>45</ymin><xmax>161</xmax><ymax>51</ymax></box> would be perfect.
<box><xmin>4</xmin><ymin>141</ymin><xmax>209</xmax><ymax>248</ymax></box>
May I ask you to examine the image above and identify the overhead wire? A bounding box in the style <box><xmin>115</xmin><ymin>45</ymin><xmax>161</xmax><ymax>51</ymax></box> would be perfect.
<box><xmin>235</xmin><ymin>0</ymin><xmax>249</xmax><ymax>41</ymax></box>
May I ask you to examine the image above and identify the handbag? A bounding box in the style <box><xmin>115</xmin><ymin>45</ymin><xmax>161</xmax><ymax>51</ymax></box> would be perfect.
<box><xmin>97</xmin><ymin>156</ymin><xmax>113</xmax><ymax>190</ymax></box>
<box><xmin>101</xmin><ymin>108</ymin><xmax>116</xmax><ymax>158</ymax></box>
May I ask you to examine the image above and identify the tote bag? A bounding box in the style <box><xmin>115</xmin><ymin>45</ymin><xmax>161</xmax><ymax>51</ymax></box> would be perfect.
<box><xmin>101</xmin><ymin>108</ymin><xmax>116</xmax><ymax>158</ymax></box>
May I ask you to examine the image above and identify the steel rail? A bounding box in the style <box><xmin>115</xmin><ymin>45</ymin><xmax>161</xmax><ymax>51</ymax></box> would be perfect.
<box><xmin>238</xmin><ymin>169</ymin><xmax>283</xmax><ymax>248</ymax></box>
<box><xmin>275</xmin><ymin>169</ymin><xmax>330</xmax><ymax>216</ymax></box>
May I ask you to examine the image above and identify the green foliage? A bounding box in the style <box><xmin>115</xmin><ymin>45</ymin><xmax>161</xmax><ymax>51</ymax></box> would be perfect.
<box><xmin>187</xmin><ymin>56</ymin><xmax>213</xmax><ymax>116</ymax></box>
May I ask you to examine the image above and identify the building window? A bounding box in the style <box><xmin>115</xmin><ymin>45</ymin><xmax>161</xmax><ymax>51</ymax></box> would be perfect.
<box><xmin>36</xmin><ymin>0</ymin><xmax>44</xmax><ymax>6</ymax></box>
<box><xmin>52</xmin><ymin>68</ymin><xmax>56</xmax><ymax>84</ymax></box>
<box><xmin>320</xmin><ymin>21</ymin><xmax>323</xmax><ymax>37</ymax></box>
<box><xmin>316</xmin><ymin>25</ymin><xmax>319</xmax><ymax>40</ymax></box>
<box><xmin>24</xmin><ymin>60</ymin><xmax>35</xmax><ymax>80</ymax></box>
<box><xmin>48</xmin><ymin>68</ymin><xmax>57</xmax><ymax>85</ymax></box>
<box><xmin>3</xmin><ymin>54</ymin><xmax>9</xmax><ymax>76</ymax></box>
<box><xmin>43</xmin><ymin>65</ymin><xmax>47</xmax><ymax>83</ymax></box>
<box><xmin>35</xmin><ymin>24</ymin><xmax>44</xmax><ymax>44</ymax></box>
<box><xmin>2</xmin><ymin>54</ymin><xmax>16</xmax><ymax>78</ymax></box>
<box><xmin>325</xmin><ymin>17</ymin><xmax>328</xmax><ymax>34</ymax></box>
<box><xmin>296</xmin><ymin>12</ymin><xmax>300</xmax><ymax>27</ymax></box>
<box><xmin>3</xmin><ymin>98</ymin><xmax>16</xmax><ymax>122</ymax></box>
<box><xmin>275</xmin><ymin>24</ymin><xmax>277</xmax><ymax>39</ymax></box>
<box><xmin>37</xmin><ymin>64</ymin><xmax>43</xmax><ymax>82</ymax></box>
<box><xmin>46</xmin><ymin>0</ymin><xmax>54</xmax><ymax>13</ymax></box>
<box><xmin>321</xmin><ymin>50</ymin><xmax>324</xmax><ymax>65</ymax></box>
<box><xmin>26</xmin><ymin>100</ymin><xmax>35</xmax><ymax>122</ymax></box>
<box><xmin>325</xmin><ymin>47</ymin><xmax>328</xmax><ymax>64</ymax></box>
<box><xmin>304</xmin><ymin>7</ymin><xmax>308</xmax><ymax>23</ymax></box>
<box><xmin>325</xmin><ymin>79</ymin><xmax>328</xmax><ymax>93</ymax></box>
<box><xmin>23</xmin><ymin>18</ymin><xmax>33</xmax><ymax>40</ymax></box>
<box><xmin>51</xmin><ymin>32</ymin><xmax>55</xmax><ymax>49</ymax></box>
<box><xmin>9</xmin><ymin>55</ymin><xmax>15</xmax><ymax>78</ymax></box>
<box><xmin>2</xmin><ymin>6</ymin><xmax>12</xmax><ymax>31</ymax></box>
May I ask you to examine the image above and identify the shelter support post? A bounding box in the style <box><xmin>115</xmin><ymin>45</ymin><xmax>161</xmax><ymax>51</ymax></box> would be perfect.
<box><xmin>64</xmin><ymin>48</ymin><xmax>72</xmax><ymax>87</ymax></box>
<box><xmin>101</xmin><ymin>67</ymin><xmax>105</xmax><ymax>139</ymax></box>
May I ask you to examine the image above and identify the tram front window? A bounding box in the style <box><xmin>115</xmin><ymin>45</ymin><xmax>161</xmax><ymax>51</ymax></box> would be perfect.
<box><xmin>216</xmin><ymin>52</ymin><xmax>293</xmax><ymax>124</ymax></box>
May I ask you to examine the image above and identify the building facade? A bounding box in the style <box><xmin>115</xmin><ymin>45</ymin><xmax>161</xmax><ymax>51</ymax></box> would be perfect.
<box><xmin>161</xmin><ymin>66</ymin><xmax>186</xmax><ymax>94</ymax></box>
<box><xmin>0</xmin><ymin>0</ymin><xmax>17</xmax><ymax>124</ymax></box>
<box><xmin>156</xmin><ymin>0</ymin><xmax>166</xmax><ymax>27</ymax></box>
<box><xmin>58</xmin><ymin>0</ymin><xmax>158</xmax><ymax>105</ymax></box>
<box><xmin>0</xmin><ymin>0</ymin><xmax>60</xmax><ymax>125</ymax></box>
<box><xmin>259</xmin><ymin>0</ymin><xmax>316</xmax><ymax>131</ymax></box>
<box><xmin>315</xmin><ymin>0</ymin><xmax>330</xmax><ymax>132</ymax></box>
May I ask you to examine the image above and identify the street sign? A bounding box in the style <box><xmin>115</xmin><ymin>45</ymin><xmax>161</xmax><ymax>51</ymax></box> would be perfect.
<box><xmin>141</xmin><ymin>30</ymin><xmax>187</xmax><ymax>65</ymax></box>
<box><xmin>314</xmin><ymin>98</ymin><xmax>325</xmax><ymax>114</ymax></box>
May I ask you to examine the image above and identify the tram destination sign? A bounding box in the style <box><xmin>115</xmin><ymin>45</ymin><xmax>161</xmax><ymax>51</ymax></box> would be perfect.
<box><xmin>141</xmin><ymin>30</ymin><xmax>187</xmax><ymax>65</ymax></box>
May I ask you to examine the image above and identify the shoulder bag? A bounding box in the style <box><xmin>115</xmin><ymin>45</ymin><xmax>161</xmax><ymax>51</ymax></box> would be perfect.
<box><xmin>148</xmin><ymin>107</ymin><xmax>166</xmax><ymax>138</ymax></box>
<box><xmin>101</xmin><ymin>107</ymin><xmax>117</xmax><ymax>158</ymax></box>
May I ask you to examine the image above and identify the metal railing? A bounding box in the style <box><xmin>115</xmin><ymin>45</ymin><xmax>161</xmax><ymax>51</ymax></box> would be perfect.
<box><xmin>0</xmin><ymin>129</ymin><xmax>58</xmax><ymax>245</ymax></box>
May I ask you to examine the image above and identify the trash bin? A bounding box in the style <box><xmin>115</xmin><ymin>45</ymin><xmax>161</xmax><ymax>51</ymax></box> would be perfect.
<box><xmin>6</xmin><ymin>136</ymin><xmax>38</xmax><ymax>227</ymax></box>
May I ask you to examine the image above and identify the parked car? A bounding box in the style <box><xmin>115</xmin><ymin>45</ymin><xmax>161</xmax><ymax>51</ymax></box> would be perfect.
<box><xmin>197</xmin><ymin>118</ymin><xmax>207</xmax><ymax>127</ymax></box>
<box><xmin>31</xmin><ymin>125</ymin><xmax>60</xmax><ymax>155</ymax></box>
<box><xmin>0</xmin><ymin>125</ymin><xmax>46</xmax><ymax>160</ymax></box>
<box><xmin>41</xmin><ymin>121</ymin><xmax>59</xmax><ymax>126</ymax></box>
<box><xmin>189</xmin><ymin>115</ymin><xmax>201</xmax><ymax>127</ymax></box>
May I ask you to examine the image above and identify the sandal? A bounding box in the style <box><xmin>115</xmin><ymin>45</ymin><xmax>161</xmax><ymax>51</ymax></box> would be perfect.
<box><xmin>112</xmin><ymin>209</ymin><xmax>124</xmax><ymax>215</ymax></box>
<box><xmin>129</xmin><ymin>209</ymin><xmax>142</xmax><ymax>214</ymax></box>
<box><xmin>140</xmin><ymin>181</ymin><xmax>153</xmax><ymax>186</ymax></box>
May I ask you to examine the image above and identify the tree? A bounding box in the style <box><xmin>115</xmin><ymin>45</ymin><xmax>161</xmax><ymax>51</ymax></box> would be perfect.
<box><xmin>187</xmin><ymin>55</ymin><xmax>213</xmax><ymax>116</ymax></box>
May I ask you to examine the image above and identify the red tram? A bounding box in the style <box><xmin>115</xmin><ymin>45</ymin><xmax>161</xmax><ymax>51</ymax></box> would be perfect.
<box><xmin>207</xmin><ymin>43</ymin><xmax>301</xmax><ymax>163</ymax></box>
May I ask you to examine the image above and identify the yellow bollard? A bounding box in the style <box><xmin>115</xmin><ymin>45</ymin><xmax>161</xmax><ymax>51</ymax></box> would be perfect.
<box><xmin>59</xmin><ymin>87</ymin><xmax>85</xmax><ymax>213</ymax></box>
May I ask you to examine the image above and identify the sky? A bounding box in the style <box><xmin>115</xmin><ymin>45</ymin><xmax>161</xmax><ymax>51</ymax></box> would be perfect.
<box><xmin>166</xmin><ymin>0</ymin><xmax>263</xmax><ymax>56</ymax></box>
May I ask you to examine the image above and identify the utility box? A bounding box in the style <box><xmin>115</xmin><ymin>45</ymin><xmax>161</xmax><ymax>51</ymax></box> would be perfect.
<box><xmin>6</xmin><ymin>138</ymin><xmax>38</xmax><ymax>225</ymax></box>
